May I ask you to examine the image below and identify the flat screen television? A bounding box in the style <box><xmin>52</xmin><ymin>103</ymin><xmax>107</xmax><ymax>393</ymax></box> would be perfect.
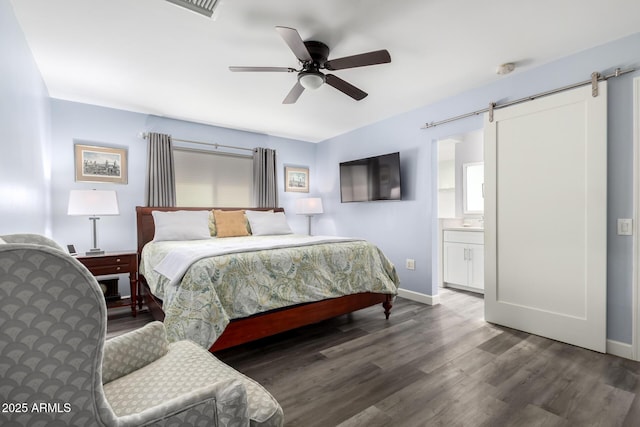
<box><xmin>340</xmin><ymin>152</ymin><xmax>402</xmax><ymax>203</ymax></box>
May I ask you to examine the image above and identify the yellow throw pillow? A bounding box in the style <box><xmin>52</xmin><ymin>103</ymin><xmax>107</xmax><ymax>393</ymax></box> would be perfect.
<box><xmin>213</xmin><ymin>210</ymin><xmax>250</xmax><ymax>237</ymax></box>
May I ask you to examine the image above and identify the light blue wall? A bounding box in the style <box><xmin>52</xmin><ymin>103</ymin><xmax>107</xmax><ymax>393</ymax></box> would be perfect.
<box><xmin>317</xmin><ymin>32</ymin><xmax>640</xmax><ymax>344</ymax></box>
<box><xmin>0</xmin><ymin>0</ymin><xmax>51</xmax><ymax>235</ymax></box>
<box><xmin>50</xmin><ymin>101</ymin><xmax>148</xmax><ymax>254</ymax></box>
<box><xmin>315</xmin><ymin>113</ymin><xmax>435</xmax><ymax>297</ymax></box>
<box><xmin>50</xmin><ymin>100</ymin><xmax>318</xmax><ymax>257</ymax></box>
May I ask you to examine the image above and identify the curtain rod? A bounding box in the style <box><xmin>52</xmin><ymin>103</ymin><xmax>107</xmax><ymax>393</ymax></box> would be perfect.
<box><xmin>422</xmin><ymin>67</ymin><xmax>636</xmax><ymax>129</ymax></box>
<box><xmin>139</xmin><ymin>132</ymin><xmax>255</xmax><ymax>152</ymax></box>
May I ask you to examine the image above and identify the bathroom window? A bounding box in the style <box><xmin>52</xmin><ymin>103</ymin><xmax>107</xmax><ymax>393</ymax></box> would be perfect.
<box><xmin>463</xmin><ymin>162</ymin><xmax>484</xmax><ymax>214</ymax></box>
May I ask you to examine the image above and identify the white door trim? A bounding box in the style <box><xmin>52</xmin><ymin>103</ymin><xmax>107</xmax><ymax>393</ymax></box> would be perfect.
<box><xmin>633</xmin><ymin>76</ymin><xmax>640</xmax><ymax>361</ymax></box>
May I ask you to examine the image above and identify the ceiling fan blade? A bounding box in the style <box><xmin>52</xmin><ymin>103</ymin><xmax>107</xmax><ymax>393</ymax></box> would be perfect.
<box><xmin>275</xmin><ymin>26</ymin><xmax>312</xmax><ymax>62</ymax></box>
<box><xmin>229</xmin><ymin>66</ymin><xmax>296</xmax><ymax>72</ymax></box>
<box><xmin>324</xmin><ymin>49</ymin><xmax>391</xmax><ymax>71</ymax></box>
<box><xmin>283</xmin><ymin>81</ymin><xmax>305</xmax><ymax>104</ymax></box>
<box><xmin>325</xmin><ymin>74</ymin><xmax>367</xmax><ymax>101</ymax></box>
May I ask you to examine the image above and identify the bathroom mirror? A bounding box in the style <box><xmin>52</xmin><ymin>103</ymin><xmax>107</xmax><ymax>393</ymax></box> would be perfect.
<box><xmin>463</xmin><ymin>162</ymin><xmax>484</xmax><ymax>214</ymax></box>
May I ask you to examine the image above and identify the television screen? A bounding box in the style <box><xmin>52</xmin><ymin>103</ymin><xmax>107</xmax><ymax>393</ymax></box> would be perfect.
<box><xmin>340</xmin><ymin>152</ymin><xmax>402</xmax><ymax>202</ymax></box>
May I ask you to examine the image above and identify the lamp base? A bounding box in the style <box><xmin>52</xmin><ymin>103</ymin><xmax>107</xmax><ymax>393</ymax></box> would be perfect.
<box><xmin>87</xmin><ymin>217</ymin><xmax>104</xmax><ymax>256</ymax></box>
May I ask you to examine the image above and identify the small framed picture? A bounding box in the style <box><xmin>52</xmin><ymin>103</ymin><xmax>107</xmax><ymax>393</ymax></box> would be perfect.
<box><xmin>74</xmin><ymin>143</ymin><xmax>128</xmax><ymax>184</ymax></box>
<box><xmin>285</xmin><ymin>166</ymin><xmax>309</xmax><ymax>193</ymax></box>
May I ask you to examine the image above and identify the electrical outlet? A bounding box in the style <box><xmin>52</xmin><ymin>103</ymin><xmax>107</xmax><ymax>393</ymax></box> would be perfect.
<box><xmin>406</xmin><ymin>258</ymin><xmax>415</xmax><ymax>270</ymax></box>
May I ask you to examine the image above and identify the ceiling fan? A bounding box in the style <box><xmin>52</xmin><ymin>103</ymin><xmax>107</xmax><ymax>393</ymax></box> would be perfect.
<box><xmin>229</xmin><ymin>26</ymin><xmax>391</xmax><ymax>104</ymax></box>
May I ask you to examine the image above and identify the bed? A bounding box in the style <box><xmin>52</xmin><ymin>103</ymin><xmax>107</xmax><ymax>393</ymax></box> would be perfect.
<box><xmin>136</xmin><ymin>206</ymin><xmax>399</xmax><ymax>352</ymax></box>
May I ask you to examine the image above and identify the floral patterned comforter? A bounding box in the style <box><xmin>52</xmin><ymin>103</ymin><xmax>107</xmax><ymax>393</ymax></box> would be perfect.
<box><xmin>140</xmin><ymin>235</ymin><xmax>400</xmax><ymax>348</ymax></box>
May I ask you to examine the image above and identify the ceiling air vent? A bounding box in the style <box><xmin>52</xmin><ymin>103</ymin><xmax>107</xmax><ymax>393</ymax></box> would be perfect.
<box><xmin>166</xmin><ymin>0</ymin><xmax>219</xmax><ymax>18</ymax></box>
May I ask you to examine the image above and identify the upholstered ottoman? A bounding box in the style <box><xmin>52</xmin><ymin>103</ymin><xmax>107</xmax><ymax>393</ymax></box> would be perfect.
<box><xmin>103</xmin><ymin>322</ymin><xmax>284</xmax><ymax>427</ymax></box>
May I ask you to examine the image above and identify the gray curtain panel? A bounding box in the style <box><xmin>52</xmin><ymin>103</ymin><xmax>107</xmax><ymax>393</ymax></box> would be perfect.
<box><xmin>146</xmin><ymin>132</ymin><xmax>176</xmax><ymax>207</ymax></box>
<box><xmin>253</xmin><ymin>148</ymin><xmax>278</xmax><ymax>208</ymax></box>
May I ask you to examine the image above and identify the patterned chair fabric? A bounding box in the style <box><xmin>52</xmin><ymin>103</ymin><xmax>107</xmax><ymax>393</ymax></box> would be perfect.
<box><xmin>0</xmin><ymin>243</ymin><xmax>284</xmax><ymax>427</ymax></box>
<box><xmin>0</xmin><ymin>233</ymin><xmax>64</xmax><ymax>251</ymax></box>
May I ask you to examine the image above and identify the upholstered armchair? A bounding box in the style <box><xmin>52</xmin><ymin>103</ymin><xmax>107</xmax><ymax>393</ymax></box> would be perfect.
<box><xmin>0</xmin><ymin>240</ymin><xmax>283</xmax><ymax>427</ymax></box>
<box><xmin>0</xmin><ymin>232</ymin><xmax>64</xmax><ymax>250</ymax></box>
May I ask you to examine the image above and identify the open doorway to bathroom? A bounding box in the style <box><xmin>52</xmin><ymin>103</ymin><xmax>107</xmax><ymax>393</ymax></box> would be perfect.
<box><xmin>437</xmin><ymin>130</ymin><xmax>484</xmax><ymax>222</ymax></box>
<box><xmin>435</xmin><ymin>130</ymin><xmax>485</xmax><ymax>319</ymax></box>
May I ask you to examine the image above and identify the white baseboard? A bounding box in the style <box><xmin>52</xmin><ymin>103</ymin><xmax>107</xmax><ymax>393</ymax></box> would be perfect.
<box><xmin>397</xmin><ymin>288</ymin><xmax>440</xmax><ymax>306</ymax></box>
<box><xmin>606</xmin><ymin>339</ymin><xmax>634</xmax><ymax>360</ymax></box>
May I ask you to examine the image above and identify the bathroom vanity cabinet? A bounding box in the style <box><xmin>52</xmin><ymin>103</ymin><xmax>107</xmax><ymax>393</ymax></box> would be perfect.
<box><xmin>443</xmin><ymin>229</ymin><xmax>484</xmax><ymax>294</ymax></box>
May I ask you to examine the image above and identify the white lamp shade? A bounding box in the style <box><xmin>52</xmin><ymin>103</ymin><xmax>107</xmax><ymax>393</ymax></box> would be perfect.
<box><xmin>296</xmin><ymin>197</ymin><xmax>323</xmax><ymax>215</ymax></box>
<box><xmin>68</xmin><ymin>190</ymin><xmax>120</xmax><ymax>216</ymax></box>
<box><xmin>298</xmin><ymin>73</ymin><xmax>325</xmax><ymax>90</ymax></box>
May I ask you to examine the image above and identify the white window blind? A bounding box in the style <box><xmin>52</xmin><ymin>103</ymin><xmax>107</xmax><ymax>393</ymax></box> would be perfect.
<box><xmin>174</xmin><ymin>149</ymin><xmax>253</xmax><ymax>207</ymax></box>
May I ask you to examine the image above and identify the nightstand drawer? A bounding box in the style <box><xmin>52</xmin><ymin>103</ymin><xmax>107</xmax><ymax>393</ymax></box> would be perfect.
<box><xmin>88</xmin><ymin>264</ymin><xmax>129</xmax><ymax>275</ymax></box>
<box><xmin>80</xmin><ymin>254</ymin><xmax>134</xmax><ymax>270</ymax></box>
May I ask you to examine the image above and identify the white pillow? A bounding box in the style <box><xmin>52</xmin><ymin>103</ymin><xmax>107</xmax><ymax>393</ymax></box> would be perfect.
<box><xmin>152</xmin><ymin>210</ymin><xmax>211</xmax><ymax>241</ymax></box>
<box><xmin>0</xmin><ymin>237</ymin><xmax>6</xmax><ymax>244</ymax></box>
<box><xmin>245</xmin><ymin>210</ymin><xmax>293</xmax><ymax>236</ymax></box>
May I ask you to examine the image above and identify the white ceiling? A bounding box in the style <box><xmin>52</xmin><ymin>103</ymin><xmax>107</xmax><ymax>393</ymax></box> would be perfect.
<box><xmin>9</xmin><ymin>0</ymin><xmax>640</xmax><ymax>142</ymax></box>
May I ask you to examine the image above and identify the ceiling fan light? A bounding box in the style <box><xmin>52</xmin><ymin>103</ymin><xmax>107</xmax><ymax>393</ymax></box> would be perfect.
<box><xmin>299</xmin><ymin>72</ymin><xmax>325</xmax><ymax>90</ymax></box>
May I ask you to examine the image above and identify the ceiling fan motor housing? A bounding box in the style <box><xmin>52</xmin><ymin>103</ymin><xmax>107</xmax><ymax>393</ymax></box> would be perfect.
<box><xmin>297</xmin><ymin>41</ymin><xmax>330</xmax><ymax>89</ymax></box>
<box><xmin>303</xmin><ymin>40</ymin><xmax>330</xmax><ymax>71</ymax></box>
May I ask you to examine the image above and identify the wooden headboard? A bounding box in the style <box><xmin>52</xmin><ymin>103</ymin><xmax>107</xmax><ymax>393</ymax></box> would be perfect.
<box><xmin>135</xmin><ymin>206</ymin><xmax>285</xmax><ymax>257</ymax></box>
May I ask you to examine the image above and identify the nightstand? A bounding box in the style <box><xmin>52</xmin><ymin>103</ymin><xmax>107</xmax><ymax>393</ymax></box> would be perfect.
<box><xmin>77</xmin><ymin>251</ymin><xmax>139</xmax><ymax>317</ymax></box>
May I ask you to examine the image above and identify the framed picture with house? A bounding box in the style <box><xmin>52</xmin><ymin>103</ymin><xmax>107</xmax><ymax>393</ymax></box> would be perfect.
<box><xmin>284</xmin><ymin>166</ymin><xmax>309</xmax><ymax>193</ymax></box>
<box><xmin>74</xmin><ymin>143</ymin><xmax>128</xmax><ymax>184</ymax></box>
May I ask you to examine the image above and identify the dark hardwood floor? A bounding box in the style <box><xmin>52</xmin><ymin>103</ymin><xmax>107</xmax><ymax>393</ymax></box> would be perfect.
<box><xmin>105</xmin><ymin>304</ymin><xmax>154</xmax><ymax>339</ymax></box>
<box><xmin>108</xmin><ymin>288</ymin><xmax>640</xmax><ymax>426</ymax></box>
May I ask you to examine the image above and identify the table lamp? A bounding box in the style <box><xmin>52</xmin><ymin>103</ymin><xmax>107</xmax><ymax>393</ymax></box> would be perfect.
<box><xmin>68</xmin><ymin>189</ymin><xmax>119</xmax><ymax>255</ymax></box>
<box><xmin>295</xmin><ymin>197</ymin><xmax>323</xmax><ymax>235</ymax></box>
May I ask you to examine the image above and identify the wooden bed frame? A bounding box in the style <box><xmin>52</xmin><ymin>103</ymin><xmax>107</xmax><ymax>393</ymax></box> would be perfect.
<box><xmin>136</xmin><ymin>206</ymin><xmax>393</xmax><ymax>352</ymax></box>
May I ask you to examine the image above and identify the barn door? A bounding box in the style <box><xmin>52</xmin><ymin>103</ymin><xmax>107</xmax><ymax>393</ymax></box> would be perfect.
<box><xmin>484</xmin><ymin>83</ymin><xmax>607</xmax><ymax>352</ymax></box>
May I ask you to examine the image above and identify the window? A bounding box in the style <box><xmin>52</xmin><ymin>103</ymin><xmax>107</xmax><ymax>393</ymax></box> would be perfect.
<box><xmin>462</xmin><ymin>162</ymin><xmax>484</xmax><ymax>214</ymax></box>
<box><xmin>174</xmin><ymin>149</ymin><xmax>253</xmax><ymax>207</ymax></box>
